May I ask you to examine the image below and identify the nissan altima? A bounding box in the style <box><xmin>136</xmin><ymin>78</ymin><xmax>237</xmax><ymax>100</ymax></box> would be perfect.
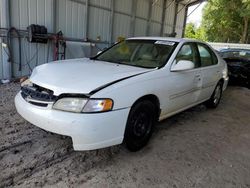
<box><xmin>15</xmin><ymin>37</ymin><xmax>229</xmax><ymax>151</ymax></box>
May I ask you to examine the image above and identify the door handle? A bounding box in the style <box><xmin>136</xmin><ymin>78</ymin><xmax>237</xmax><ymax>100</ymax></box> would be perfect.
<box><xmin>195</xmin><ymin>74</ymin><xmax>201</xmax><ymax>81</ymax></box>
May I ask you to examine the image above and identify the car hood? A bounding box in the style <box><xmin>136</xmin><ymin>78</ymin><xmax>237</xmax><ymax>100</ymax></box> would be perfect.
<box><xmin>30</xmin><ymin>58</ymin><xmax>151</xmax><ymax>95</ymax></box>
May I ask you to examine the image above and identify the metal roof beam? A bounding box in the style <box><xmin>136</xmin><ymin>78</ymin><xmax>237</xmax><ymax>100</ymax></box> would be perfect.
<box><xmin>187</xmin><ymin>0</ymin><xmax>207</xmax><ymax>7</ymax></box>
<box><xmin>176</xmin><ymin>0</ymin><xmax>206</xmax><ymax>6</ymax></box>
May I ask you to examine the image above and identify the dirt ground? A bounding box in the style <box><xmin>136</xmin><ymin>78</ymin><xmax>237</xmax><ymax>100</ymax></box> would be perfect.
<box><xmin>0</xmin><ymin>83</ymin><xmax>250</xmax><ymax>188</ymax></box>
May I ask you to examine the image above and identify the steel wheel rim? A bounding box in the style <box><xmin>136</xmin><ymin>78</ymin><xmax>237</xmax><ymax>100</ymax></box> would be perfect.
<box><xmin>132</xmin><ymin>111</ymin><xmax>152</xmax><ymax>139</ymax></box>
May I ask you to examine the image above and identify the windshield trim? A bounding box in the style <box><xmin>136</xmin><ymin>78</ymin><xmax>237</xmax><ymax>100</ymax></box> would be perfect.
<box><xmin>90</xmin><ymin>42</ymin><xmax>121</xmax><ymax>60</ymax></box>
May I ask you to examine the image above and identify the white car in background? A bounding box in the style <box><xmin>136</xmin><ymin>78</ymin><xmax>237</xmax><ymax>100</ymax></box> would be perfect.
<box><xmin>15</xmin><ymin>37</ymin><xmax>229</xmax><ymax>152</ymax></box>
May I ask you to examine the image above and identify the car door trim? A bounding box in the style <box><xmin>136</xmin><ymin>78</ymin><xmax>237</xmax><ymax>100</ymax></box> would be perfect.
<box><xmin>169</xmin><ymin>82</ymin><xmax>216</xmax><ymax>100</ymax></box>
<box><xmin>169</xmin><ymin>87</ymin><xmax>202</xmax><ymax>100</ymax></box>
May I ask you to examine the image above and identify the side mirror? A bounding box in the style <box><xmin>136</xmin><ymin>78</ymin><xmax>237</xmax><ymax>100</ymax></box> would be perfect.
<box><xmin>171</xmin><ymin>60</ymin><xmax>194</xmax><ymax>72</ymax></box>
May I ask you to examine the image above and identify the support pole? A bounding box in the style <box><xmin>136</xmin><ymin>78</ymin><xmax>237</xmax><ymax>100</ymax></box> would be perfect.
<box><xmin>146</xmin><ymin>0</ymin><xmax>153</xmax><ymax>36</ymax></box>
<box><xmin>172</xmin><ymin>0</ymin><xmax>179</xmax><ymax>36</ymax></box>
<box><xmin>109</xmin><ymin>0</ymin><xmax>114</xmax><ymax>45</ymax></box>
<box><xmin>182</xmin><ymin>6</ymin><xmax>188</xmax><ymax>37</ymax></box>
<box><xmin>53</xmin><ymin>0</ymin><xmax>58</xmax><ymax>33</ymax></box>
<box><xmin>130</xmin><ymin>0</ymin><xmax>137</xmax><ymax>37</ymax></box>
<box><xmin>160</xmin><ymin>0</ymin><xmax>167</xmax><ymax>36</ymax></box>
<box><xmin>84</xmin><ymin>0</ymin><xmax>89</xmax><ymax>40</ymax></box>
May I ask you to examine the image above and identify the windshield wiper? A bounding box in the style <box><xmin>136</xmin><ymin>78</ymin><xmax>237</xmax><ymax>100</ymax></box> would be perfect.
<box><xmin>91</xmin><ymin>58</ymin><xmax>121</xmax><ymax>64</ymax></box>
<box><xmin>90</xmin><ymin>58</ymin><xmax>157</xmax><ymax>69</ymax></box>
<box><xmin>117</xmin><ymin>62</ymin><xmax>157</xmax><ymax>69</ymax></box>
<box><xmin>103</xmin><ymin>60</ymin><xmax>121</xmax><ymax>64</ymax></box>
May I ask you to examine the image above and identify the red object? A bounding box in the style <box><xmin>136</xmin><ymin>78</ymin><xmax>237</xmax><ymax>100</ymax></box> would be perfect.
<box><xmin>52</xmin><ymin>31</ymin><xmax>66</xmax><ymax>61</ymax></box>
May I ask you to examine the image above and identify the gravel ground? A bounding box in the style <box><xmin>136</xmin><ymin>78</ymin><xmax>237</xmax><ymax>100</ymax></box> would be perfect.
<box><xmin>0</xmin><ymin>83</ymin><xmax>250</xmax><ymax>188</ymax></box>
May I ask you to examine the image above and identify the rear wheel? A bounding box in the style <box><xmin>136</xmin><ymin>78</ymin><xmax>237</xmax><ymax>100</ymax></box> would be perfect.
<box><xmin>205</xmin><ymin>82</ymin><xmax>223</xmax><ymax>108</ymax></box>
<box><xmin>124</xmin><ymin>100</ymin><xmax>156</xmax><ymax>152</ymax></box>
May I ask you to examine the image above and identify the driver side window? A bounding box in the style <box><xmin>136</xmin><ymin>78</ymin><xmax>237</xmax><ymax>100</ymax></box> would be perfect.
<box><xmin>175</xmin><ymin>43</ymin><xmax>199</xmax><ymax>68</ymax></box>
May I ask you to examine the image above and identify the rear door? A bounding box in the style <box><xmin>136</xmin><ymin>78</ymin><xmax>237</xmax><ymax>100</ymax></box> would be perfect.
<box><xmin>197</xmin><ymin>43</ymin><xmax>221</xmax><ymax>101</ymax></box>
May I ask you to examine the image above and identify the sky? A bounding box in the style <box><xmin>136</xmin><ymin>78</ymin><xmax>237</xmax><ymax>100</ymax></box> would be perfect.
<box><xmin>187</xmin><ymin>2</ymin><xmax>207</xmax><ymax>27</ymax></box>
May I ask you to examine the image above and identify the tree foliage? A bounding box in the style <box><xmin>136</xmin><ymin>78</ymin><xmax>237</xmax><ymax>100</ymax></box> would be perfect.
<box><xmin>201</xmin><ymin>0</ymin><xmax>250</xmax><ymax>43</ymax></box>
<box><xmin>184</xmin><ymin>23</ymin><xmax>206</xmax><ymax>41</ymax></box>
<box><xmin>185</xmin><ymin>23</ymin><xmax>196</xmax><ymax>39</ymax></box>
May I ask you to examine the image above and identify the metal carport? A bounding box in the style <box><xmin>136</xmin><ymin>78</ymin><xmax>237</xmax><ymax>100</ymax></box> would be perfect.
<box><xmin>0</xmin><ymin>0</ymin><xmax>204</xmax><ymax>80</ymax></box>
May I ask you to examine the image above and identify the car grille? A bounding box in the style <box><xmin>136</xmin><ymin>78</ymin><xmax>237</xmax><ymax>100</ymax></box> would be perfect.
<box><xmin>21</xmin><ymin>84</ymin><xmax>57</xmax><ymax>107</ymax></box>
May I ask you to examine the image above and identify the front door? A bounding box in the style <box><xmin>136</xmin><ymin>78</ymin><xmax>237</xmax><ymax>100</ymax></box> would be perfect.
<box><xmin>165</xmin><ymin>43</ymin><xmax>202</xmax><ymax>114</ymax></box>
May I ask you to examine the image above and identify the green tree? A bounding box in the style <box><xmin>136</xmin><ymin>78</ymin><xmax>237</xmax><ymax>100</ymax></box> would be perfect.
<box><xmin>201</xmin><ymin>0</ymin><xmax>250</xmax><ymax>43</ymax></box>
<box><xmin>184</xmin><ymin>23</ymin><xmax>206</xmax><ymax>41</ymax></box>
<box><xmin>185</xmin><ymin>23</ymin><xmax>196</xmax><ymax>39</ymax></box>
<box><xmin>241</xmin><ymin>0</ymin><xmax>250</xmax><ymax>43</ymax></box>
<box><xmin>195</xmin><ymin>26</ymin><xmax>206</xmax><ymax>41</ymax></box>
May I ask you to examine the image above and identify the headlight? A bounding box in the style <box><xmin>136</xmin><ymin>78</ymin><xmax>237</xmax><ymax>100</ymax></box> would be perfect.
<box><xmin>53</xmin><ymin>98</ymin><xmax>113</xmax><ymax>113</ymax></box>
<box><xmin>82</xmin><ymin>99</ymin><xmax>113</xmax><ymax>113</ymax></box>
<box><xmin>53</xmin><ymin>98</ymin><xmax>88</xmax><ymax>113</ymax></box>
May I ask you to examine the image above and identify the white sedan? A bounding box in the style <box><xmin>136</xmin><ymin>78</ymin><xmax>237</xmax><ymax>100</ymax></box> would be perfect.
<box><xmin>15</xmin><ymin>37</ymin><xmax>229</xmax><ymax>151</ymax></box>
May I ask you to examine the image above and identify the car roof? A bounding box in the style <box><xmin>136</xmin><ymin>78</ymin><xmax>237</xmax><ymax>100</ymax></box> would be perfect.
<box><xmin>220</xmin><ymin>48</ymin><xmax>250</xmax><ymax>52</ymax></box>
<box><xmin>127</xmin><ymin>37</ymin><xmax>201</xmax><ymax>43</ymax></box>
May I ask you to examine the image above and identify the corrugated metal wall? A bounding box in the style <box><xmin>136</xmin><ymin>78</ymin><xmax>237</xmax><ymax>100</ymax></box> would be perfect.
<box><xmin>150</xmin><ymin>0</ymin><xmax>163</xmax><ymax>36</ymax></box>
<box><xmin>0</xmin><ymin>1</ymin><xmax>2</xmax><ymax>79</ymax></box>
<box><xmin>164</xmin><ymin>0</ymin><xmax>176</xmax><ymax>35</ymax></box>
<box><xmin>0</xmin><ymin>40</ymin><xmax>2</xmax><ymax>80</ymax></box>
<box><xmin>113</xmin><ymin>0</ymin><xmax>132</xmax><ymax>40</ymax></box>
<box><xmin>175</xmin><ymin>3</ymin><xmax>186</xmax><ymax>37</ymax></box>
<box><xmin>9</xmin><ymin>0</ymin><xmax>54</xmax><ymax>78</ymax></box>
<box><xmin>58</xmin><ymin>0</ymin><xmax>87</xmax><ymax>39</ymax></box>
<box><xmin>0</xmin><ymin>0</ymin><xmax>189</xmax><ymax>79</ymax></box>
<box><xmin>88</xmin><ymin>1</ymin><xmax>111</xmax><ymax>42</ymax></box>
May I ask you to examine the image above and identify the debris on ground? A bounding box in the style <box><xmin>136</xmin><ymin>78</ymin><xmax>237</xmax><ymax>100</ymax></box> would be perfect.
<box><xmin>1</xmin><ymin>83</ymin><xmax>250</xmax><ymax>187</ymax></box>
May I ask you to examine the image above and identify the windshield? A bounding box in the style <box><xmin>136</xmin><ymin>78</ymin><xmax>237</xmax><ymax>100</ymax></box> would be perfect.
<box><xmin>94</xmin><ymin>40</ymin><xmax>178</xmax><ymax>68</ymax></box>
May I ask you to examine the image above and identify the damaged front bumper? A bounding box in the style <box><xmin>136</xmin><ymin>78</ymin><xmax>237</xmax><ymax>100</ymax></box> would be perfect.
<box><xmin>15</xmin><ymin>92</ymin><xmax>130</xmax><ymax>150</ymax></box>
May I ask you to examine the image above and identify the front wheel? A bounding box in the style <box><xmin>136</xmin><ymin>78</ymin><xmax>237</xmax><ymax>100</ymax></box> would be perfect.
<box><xmin>205</xmin><ymin>82</ymin><xmax>223</xmax><ymax>108</ymax></box>
<box><xmin>124</xmin><ymin>100</ymin><xmax>156</xmax><ymax>152</ymax></box>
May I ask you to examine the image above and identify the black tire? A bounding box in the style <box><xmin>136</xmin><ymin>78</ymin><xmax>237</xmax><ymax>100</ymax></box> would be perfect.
<box><xmin>124</xmin><ymin>100</ymin><xmax>156</xmax><ymax>152</ymax></box>
<box><xmin>205</xmin><ymin>82</ymin><xmax>223</xmax><ymax>108</ymax></box>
